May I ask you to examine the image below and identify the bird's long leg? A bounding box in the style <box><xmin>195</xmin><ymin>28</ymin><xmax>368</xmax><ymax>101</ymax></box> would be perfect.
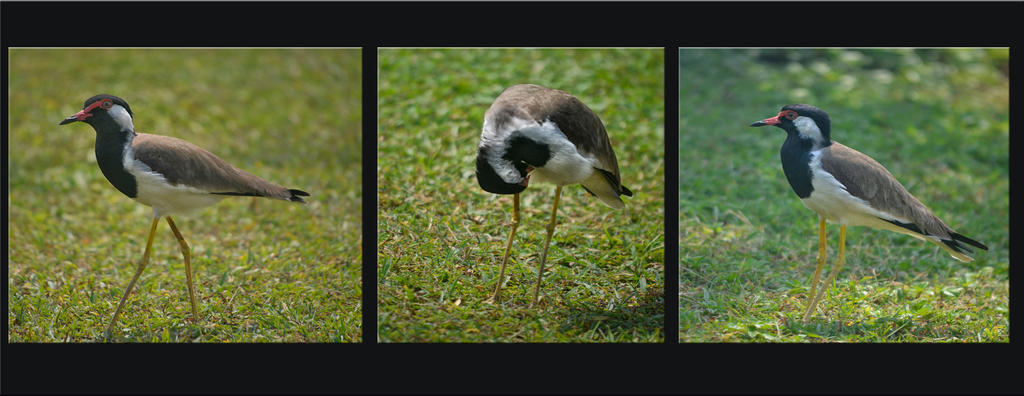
<box><xmin>489</xmin><ymin>193</ymin><xmax>520</xmax><ymax>303</ymax></box>
<box><xmin>104</xmin><ymin>217</ymin><xmax>160</xmax><ymax>340</ymax></box>
<box><xmin>803</xmin><ymin>224</ymin><xmax>847</xmax><ymax>322</ymax></box>
<box><xmin>803</xmin><ymin>217</ymin><xmax>828</xmax><ymax>319</ymax></box>
<box><xmin>166</xmin><ymin>216</ymin><xmax>198</xmax><ymax>321</ymax></box>
<box><xmin>531</xmin><ymin>185</ymin><xmax>562</xmax><ymax>307</ymax></box>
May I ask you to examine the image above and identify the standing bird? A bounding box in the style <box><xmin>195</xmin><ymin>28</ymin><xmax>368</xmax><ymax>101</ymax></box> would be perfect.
<box><xmin>60</xmin><ymin>94</ymin><xmax>309</xmax><ymax>339</ymax></box>
<box><xmin>751</xmin><ymin>104</ymin><xmax>987</xmax><ymax>321</ymax></box>
<box><xmin>475</xmin><ymin>84</ymin><xmax>632</xmax><ymax>306</ymax></box>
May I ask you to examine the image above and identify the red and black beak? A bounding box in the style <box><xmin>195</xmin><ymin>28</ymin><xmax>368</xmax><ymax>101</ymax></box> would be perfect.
<box><xmin>59</xmin><ymin>109</ymin><xmax>90</xmax><ymax>125</ymax></box>
<box><xmin>59</xmin><ymin>99</ymin><xmax>108</xmax><ymax>125</ymax></box>
<box><xmin>750</xmin><ymin>112</ymin><xmax>783</xmax><ymax>127</ymax></box>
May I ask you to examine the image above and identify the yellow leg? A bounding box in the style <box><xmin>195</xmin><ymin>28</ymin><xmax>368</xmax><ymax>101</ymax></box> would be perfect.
<box><xmin>166</xmin><ymin>216</ymin><xmax>198</xmax><ymax>321</ymax></box>
<box><xmin>104</xmin><ymin>217</ymin><xmax>160</xmax><ymax>340</ymax></box>
<box><xmin>803</xmin><ymin>217</ymin><xmax>828</xmax><ymax>319</ymax></box>
<box><xmin>531</xmin><ymin>185</ymin><xmax>562</xmax><ymax>307</ymax></box>
<box><xmin>489</xmin><ymin>193</ymin><xmax>520</xmax><ymax>303</ymax></box>
<box><xmin>803</xmin><ymin>225</ymin><xmax>847</xmax><ymax>322</ymax></box>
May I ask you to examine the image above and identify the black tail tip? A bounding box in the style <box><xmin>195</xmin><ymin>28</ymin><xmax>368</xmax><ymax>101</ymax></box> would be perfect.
<box><xmin>288</xmin><ymin>189</ymin><xmax>310</xmax><ymax>203</ymax></box>
<box><xmin>942</xmin><ymin>232</ymin><xmax>988</xmax><ymax>260</ymax></box>
<box><xmin>952</xmin><ymin>232</ymin><xmax>988</xmax><ymax>251</ymax></box>
<box><xmin>620</xmin><ymin>185</ymin><xmax>634</xmax><ymax>197</ymax></box>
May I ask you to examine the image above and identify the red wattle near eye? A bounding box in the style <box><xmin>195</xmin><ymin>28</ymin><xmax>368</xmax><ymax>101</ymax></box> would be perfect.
<box><xmin>71</xmin><ymin>99</ymin><xmax>111</xmax><ymax>121</ymax></box>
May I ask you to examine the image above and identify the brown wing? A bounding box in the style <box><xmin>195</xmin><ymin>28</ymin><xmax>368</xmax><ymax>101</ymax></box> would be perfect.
<box><xmin>820</xmin><ymin>142</ymin><xmax>953</xmax><ymax>239</ymax></box>
<box><xmin>131</xmin><ymin>133</ymin><xmax>299</xmax><ymax>201</ymax></box>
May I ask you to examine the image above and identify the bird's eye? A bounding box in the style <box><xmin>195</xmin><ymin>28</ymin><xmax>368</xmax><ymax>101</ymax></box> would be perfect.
<box><xmin>101</xmin><ymin>100</ymin><xmax>114</xmax><ymax>110</ymax></box>
<box><xmin>783</xmin><ymin>111</ymin><xmax>798</xmax><ymax>120</ymax></box>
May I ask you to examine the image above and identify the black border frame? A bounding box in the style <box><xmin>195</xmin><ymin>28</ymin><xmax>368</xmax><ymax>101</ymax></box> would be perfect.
<box><xmin>3</xmin><ymin>1</ymin><xmax>1019</xmax><ymax>395</ymax></box>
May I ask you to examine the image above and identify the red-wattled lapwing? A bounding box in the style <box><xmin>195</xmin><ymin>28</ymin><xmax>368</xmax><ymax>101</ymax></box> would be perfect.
<box><xmin>60</xmin><ymin>94</ymin><xmax>309</xmax><ymax>339</ymax></box>
<box><xmin>751</xmin><ymin>104</ymin><xmax>988</xmax><ymax>321</ymax></box>
<box><xmin>475</xmin><ymin>84</ymin><xmax>633</xmax><ymax>306</ymax></box>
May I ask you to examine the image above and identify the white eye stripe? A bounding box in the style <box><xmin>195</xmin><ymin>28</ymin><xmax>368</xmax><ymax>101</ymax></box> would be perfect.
<box><xmin>107</xmin><ymin>104</ymin><xmax>135</xmax><ymax>132</ymax></box>
<box><xmin>793</xmin><ymin>116</ymin><xmax>826</xmax><ymax>146</ymax></box>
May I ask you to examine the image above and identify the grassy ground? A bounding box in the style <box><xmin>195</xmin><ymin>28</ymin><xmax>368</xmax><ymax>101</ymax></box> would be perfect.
<box><xmin>378</xmin><ymin>49</ymin><xmax>665</xmax><ymax>342</ymax></box>
<box><xmin>8</xmin><ymin>49</ymin><xmax>362</xmax><ymax>342</ymax></box>
<box><xmin>679</xmin><ymin>49</ymin><xmax>1009</xmax><ymax>342</ymax></box>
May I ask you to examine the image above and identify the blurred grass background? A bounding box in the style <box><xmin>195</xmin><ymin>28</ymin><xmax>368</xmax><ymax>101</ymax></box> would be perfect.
<box><xmin>7</xmin><ymin>48</ymin><xmax>362</xmax><ymax>342</ymax></box>
<box><xmin>679</xmin><ymin>48</ymin><xmax>1008</xmax><ymax>342</ymax></box>
<box><xmin>378</xmin><ymin>48</ymin><xmax>665</xmax><ymax>342</ymax></box>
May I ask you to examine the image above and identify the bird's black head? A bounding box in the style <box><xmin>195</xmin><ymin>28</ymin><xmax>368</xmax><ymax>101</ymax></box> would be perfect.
<box><xmin>750</xmin><ymin>104</ymin><xmax>832</xmax><ymax>145</ymax></box>
<box><xmin>60</xmin><ymin>94</ymin><xmax>134</xmax><ymax>131</ymax></box>
<box><xmin>475</xmin><ymin>134</ymin><xmax>552</xmax><ymax>194</ymax></box>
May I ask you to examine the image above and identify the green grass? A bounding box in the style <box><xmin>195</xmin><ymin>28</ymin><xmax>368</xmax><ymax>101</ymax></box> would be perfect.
<box><xmin>679</xmin><ymin>49</ymin><xmax>1009</xmax><ymax>342</ymax></box>
<box><xmin>8</xmin><ymin>49</ymin><xmax>362</xmax><ymax>342</ymax></box>
<box><xmin>378</xmin><ymin>49</ymin><xmax>665</xmax><ymax>342</ymax></box>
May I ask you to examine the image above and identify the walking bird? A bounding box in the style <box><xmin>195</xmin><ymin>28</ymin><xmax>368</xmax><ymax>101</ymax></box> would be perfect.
<box><xmin>60</xmin><ymin>94</ymin><xmax>309</xmax><ymax>338</ymax></box>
